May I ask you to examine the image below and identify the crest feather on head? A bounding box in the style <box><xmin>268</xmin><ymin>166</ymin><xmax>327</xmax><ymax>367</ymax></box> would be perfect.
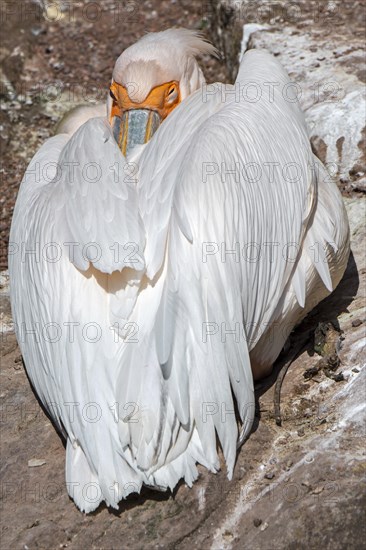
<box><xmin>112</xmin><ymin>28</ymin><xmax>218</xmax><ymax>103</ymax></box>
<box><xmin>134</xmin><ymin>28</ymin><xmax>219</xmax><ymax>58</ymax></box>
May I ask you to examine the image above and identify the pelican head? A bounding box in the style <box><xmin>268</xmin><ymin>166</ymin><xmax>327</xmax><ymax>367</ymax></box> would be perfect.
<box><xmin>108</xmin><ymin>28</ymin><xmax>217</xmax><ymax>156</ymax></box>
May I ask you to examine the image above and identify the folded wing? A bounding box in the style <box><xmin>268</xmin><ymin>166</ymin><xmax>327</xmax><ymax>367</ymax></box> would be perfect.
<box><xmin>120</xmin><ymin>49</ymin><xmax>318</xmax><ymax>479</ymax></box>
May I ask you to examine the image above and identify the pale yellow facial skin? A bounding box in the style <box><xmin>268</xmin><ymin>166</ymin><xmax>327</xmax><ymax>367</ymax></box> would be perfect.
<box><xmin>109</xmin><ymin>80</ymin><xmax>181</xmax><ymax>155</ymax></box>
<box><xmin>109</xmin><ymin>80</ymin><xmax>181</xmax><ymax>122</ymax></box>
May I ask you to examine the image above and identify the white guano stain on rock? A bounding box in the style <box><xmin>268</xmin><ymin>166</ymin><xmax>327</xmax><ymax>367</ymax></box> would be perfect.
<box><xmin>0</xmin><ymin>270</ymin><xmax>13</xmax><ymax>334</ymax></box>
<box><xmin>240</xmin><ymin>24</ymin><xmax>268</xmax><ymax>59</ymax></box>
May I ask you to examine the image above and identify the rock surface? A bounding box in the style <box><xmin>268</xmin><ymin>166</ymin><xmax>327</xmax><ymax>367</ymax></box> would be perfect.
<box><xmin>208</xmin><ymin>0</ymin><xmax>366</xmax><ymax>195</ymax></box>
<box><xmin>246</xmin><ymin>26</ymin><xmax>366</xmax><ymax>195</ymax></box>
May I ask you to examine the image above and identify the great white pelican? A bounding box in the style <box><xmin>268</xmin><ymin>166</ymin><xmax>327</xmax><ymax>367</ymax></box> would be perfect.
<box><xmin>9</xmin><ymin>28</ymin><xmax>350</xmax><ymax>512</ymax></box>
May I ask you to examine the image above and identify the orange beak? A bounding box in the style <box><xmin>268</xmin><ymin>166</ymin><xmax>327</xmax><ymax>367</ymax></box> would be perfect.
<box><xmin>109</xmin><ymin>80</ymin><xmax>181</xmax><ymax>156</ymax></box>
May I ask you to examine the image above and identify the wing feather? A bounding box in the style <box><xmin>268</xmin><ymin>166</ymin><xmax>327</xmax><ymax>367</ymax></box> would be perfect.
<box><xmin>131</xmin><ymin>49</ymin><xmax>320</xmax><ymax>474</ymax></box>
<box><xmin>50</xmin><ymin>117</ymin><xmax>145</xmax><ymax>274</ymax></box>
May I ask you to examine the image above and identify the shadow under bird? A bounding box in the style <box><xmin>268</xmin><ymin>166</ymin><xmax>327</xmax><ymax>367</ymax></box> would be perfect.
<box><xmin>9</xmin><ymin>28</ymin><xmax>350</xmax><ymax>512</ymax></box>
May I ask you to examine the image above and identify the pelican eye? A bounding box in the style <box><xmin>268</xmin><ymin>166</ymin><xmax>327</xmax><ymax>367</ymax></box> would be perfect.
<box><xmin>110</xmin><ymin>89</ymin><xmax>117</xmax><ymax>101</ymax></box>
<box><xmin>166</xmin><ymin>84</ymin><xmax>178</xmax><ymax>103</ymax></box>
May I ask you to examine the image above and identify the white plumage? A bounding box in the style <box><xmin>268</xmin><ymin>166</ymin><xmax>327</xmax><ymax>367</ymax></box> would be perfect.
<box><xmin>9</xmin><ymin>29</ymin><xmax>350</xmax><ymax>512</ymax></box>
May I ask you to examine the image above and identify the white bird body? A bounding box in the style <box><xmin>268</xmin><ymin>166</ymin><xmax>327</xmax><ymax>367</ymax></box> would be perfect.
<box><xmin>9</xmin><ymin>30</ymin><xmax>350</xmax><ymax>512</ymax></box>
